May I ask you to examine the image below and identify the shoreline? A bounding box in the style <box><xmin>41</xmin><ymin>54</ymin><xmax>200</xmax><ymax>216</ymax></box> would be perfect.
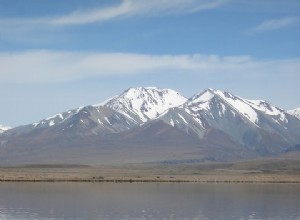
<box><xmin>1</xmin><ymin>179</ymin><xmax>300</xmax><ymax>184</ymax></box>
<box><xmin>1</xmin><ymin>161</ymin><xmax>300</xmax><ymax>183</ymax></box>
<box><xmin>1</xmin><ymin>171</ymin><xmax>300</xmax><ymax>184</ymax></box>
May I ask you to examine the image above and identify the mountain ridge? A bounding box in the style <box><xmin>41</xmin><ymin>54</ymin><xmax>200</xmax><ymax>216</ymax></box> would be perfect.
<box><xmin>0</xmin><ymin>87</ymin><xmax>299</xmax><ymax>166</ymax></box>
<box><xmin>0</xmin><ymin>125</ymin><xmax>11</xmax><ymax>134</ymax></box>
<box><xmin>288</xmin><ymin>108</ymin><xmax>300</xmax><ymax>120</ymax></box>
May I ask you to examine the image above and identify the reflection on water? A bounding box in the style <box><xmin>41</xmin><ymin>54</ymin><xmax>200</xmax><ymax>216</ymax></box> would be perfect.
<box><xmin>0</xmin><ymin>182</ymin><xmax>299</xmax><ymax>220</ymax></box>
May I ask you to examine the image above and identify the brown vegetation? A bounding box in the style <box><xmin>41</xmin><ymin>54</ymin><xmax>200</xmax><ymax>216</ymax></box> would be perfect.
<box><xmin>1</xmin><ymin>158</ymin><xmax>300</xmax><ymax>183</ymax></box>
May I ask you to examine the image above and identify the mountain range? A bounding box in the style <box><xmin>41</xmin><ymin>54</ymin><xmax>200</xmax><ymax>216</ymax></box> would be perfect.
<box><xmin>0</xmin><ymin>87</ymin><xmax>299</xmax><ymax>166</ymax></box>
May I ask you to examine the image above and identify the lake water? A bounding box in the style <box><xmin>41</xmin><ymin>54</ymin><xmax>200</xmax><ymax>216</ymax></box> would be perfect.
<box><xmin>0</xmin><ymin>182</ymin><xmax>299</xmax><ymax>220</ymax></box>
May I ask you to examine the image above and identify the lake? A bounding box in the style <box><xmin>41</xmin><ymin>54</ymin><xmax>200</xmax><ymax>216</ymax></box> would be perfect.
<box><xmin>0</xmin><ymin>182</ymin><xmax>299</xmax><ymax>220</ymax></box>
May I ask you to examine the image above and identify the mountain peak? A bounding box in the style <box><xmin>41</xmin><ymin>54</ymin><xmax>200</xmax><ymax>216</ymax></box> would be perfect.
<box><xmin>188</xmin><ymin>89</ymin><xmax>216</xmax><ymax>104</ymax></box>
<box><xmin>188</xmin><ymin>88</ymin><xmax>233</xmax><ymax>105</ymax></box>
<box><xmin>288</xmin><ymin>108</ymin><xmax>300</xmax><ymax>119</ymax></box>
<box><xmin>126</xmin><ymin>86</ymin><xmax>160</xmax><ymax>91</ymax></box>
<box><xmin>186</xmin><ymin>88</ymin><xmax>289</xmax><ymax>126</ymax></box>
<box><xmin>105</xmin><ymin>87</ymin><xmax>187</xmax><ymax>122</ymax></box>
<box><xmin>124</xmin><ymin>86</ymin><xmax>181</xmax><ymax>97</ymax></box>
<box><xmin>0</xmin><ymin>124</ymin><xmax>11</xmax><ymax>133</ymax></box>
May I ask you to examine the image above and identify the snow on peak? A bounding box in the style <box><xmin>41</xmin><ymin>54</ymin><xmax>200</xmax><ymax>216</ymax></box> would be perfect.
<box><xmin>287</xmin><ymin>108</ymin><xmax>300</xmax><ymax>119</ymax></box>
<box><xmin>188</xmin><ymin>88</ymin><xmax>290</xmax><ymax>126</ymax></box>
<box><xmin>209</xmin><ymin>89</ymin><xmax>287</xmax><ymax>124</ymax></box>
<box><xmin>186</xmin><ymin>89</ymin><xmax>217</xmax><ymax>112</ymax></box>
<box><xmin>245</xmin><ymin>99</ymin><xmax>285</xmax><ymax>118</ymax></box>
<box><xmin>189</xmin><ymin>89</ymin><xmax>215</xmax><ymax>104</ymax></box>
<box><xmin>188</xmin><ymin>88</ymin><xmax>236</xmax><ymax>105</ymax></box>
<box><xmin>105</xmin><ymin>87</ymin><xmax>187</xmax><ymax>122</ymax></box>
<box><xmin>32</xmin><ymin>107</ymin><xmax>82</xmax><ymax>128</ymax></box>
<box><xmin>187</xmin><ymin>89</ymin><xmax>259</xmax><ymax>124</ymax></box>
<box><xmin>211</xmin><ymin>90</ymin><xmax>259</xmax><ymax>124</ymax></box>
<box><xmin>0</xmin><ymin>124</ymin><xmax>11</xmax><ymax>133</ymax></box>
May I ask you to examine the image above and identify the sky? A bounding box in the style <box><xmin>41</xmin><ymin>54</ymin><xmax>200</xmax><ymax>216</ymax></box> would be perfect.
<box><xmin>0</xmin><ymin>0</ymin><xmax>300</xmax><ymax>127</ymax></box>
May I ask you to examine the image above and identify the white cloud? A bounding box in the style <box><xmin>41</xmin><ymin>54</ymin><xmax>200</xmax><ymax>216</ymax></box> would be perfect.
<box><xmin>0</xmin><ymin>50</ymin><xmax>299</xmax><ymax>83</ymax></box>
<box><xmin>247</xmin><ymin>17</ymin><xmax>300</xmax><ymax>34</ymax></box>
<box><xmin>0</xmin><ymin>0</ymin><xmax>228</xmax><ymax>27</ymax></box>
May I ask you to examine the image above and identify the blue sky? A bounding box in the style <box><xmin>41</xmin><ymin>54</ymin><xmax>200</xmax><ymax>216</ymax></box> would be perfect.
<box><xmin>0</xmin><ymin>0</ymin><xmax>300</xmax><ymax>126</ymax></box>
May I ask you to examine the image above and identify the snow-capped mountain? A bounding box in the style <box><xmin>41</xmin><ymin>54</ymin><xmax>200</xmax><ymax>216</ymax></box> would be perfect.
<box><xmin>155</xmin><ymin>88</ymin><xmax>300</xmax><ymax>155</ymax></box>
<box><xmin>104</xmin><ymin>87</ymin><xmax>187</xmax><ymax>123</ymax></box>
<box><xmin>6</xmin><ymin>87</ymin><xmax>187</xmax><ymax>137</ymax></box>
<box><xmin>0</xmin><ymin>87</ymin><xmax>299</xmax><ymax>165</ymax></box>
<box><xmin>0</xmin><ymin>124</ymin><xmax>11</xmax><ymax>133</ymax></box>
<box><xmin>21</xmin><ymin>105</ymin><xmax>137</xmax><ymax>136</ymax></box>
<box><xmin>288</xmin><ymin>108</ymin><xmax>300</xmax><ymax>120</ymax></box>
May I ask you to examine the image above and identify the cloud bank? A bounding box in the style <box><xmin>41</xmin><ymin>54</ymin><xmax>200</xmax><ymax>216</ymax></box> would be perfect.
<box><xmin>0</xmin><ymin>51</ymin><xmax>299</xmax><ymax>83</ymax></box>
<box><xmin>0</xmin><ymin>0</ymin><xmax>228</xmax><ymax>27</ymax></box>
<box><xmin>247</xmin><ymin>17</ymin><xmax>300</xmax><ymax>34</ymax></box>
